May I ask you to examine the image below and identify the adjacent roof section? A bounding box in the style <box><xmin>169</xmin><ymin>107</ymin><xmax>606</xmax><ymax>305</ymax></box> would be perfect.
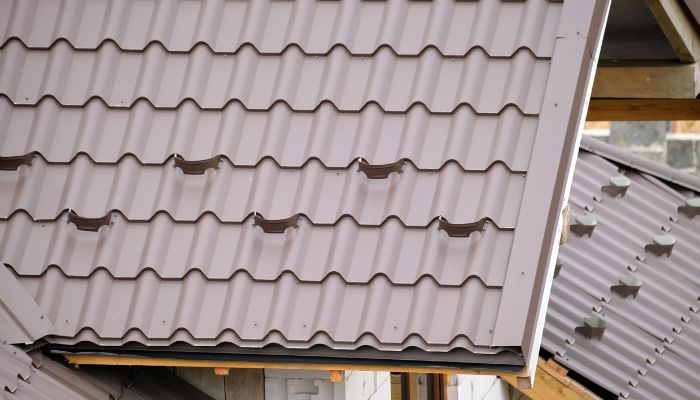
<box><xmin>0</xmin><ymin>0</ymin><xmax>609</xmax><ymax>372</ymax></box>
<box><xmin>543</xmin><ymin>136</ymin><xmax>700</xmax><ymax>399</ymax></box>
<box><xmin>0</xmin><ymin>343</ymin><xmax>212</xmax><ymax>399</ymax></box>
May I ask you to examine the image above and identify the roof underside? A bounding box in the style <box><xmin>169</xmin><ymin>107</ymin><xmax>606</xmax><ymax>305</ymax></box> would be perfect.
<box><xmin>0</xmin><ymin>0</ymin><xmax>606</xmax><ymax>371</ymax></box>
<box><xmin>543</xmin><ymin>136</ymin><xmax>700</xmax><ymax>399</ymax></box>
<box><xmin>0</xmin><ymin>343</ymin><xmax>212</xmax><ymax>400</ymax></box>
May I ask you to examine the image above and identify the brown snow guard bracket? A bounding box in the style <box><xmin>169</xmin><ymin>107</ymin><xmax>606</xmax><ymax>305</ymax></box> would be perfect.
<box><xmin>68</xmin><ymin>210</ymin><xmax>113</xmax><ymax>232</ymax></box>
<box><xmin>254</xmin><ymin>213</ymin><xmax>301</xmax><ymax>234</ymax></box>
<box><xmin>438</xmin><ymin>217</ymin><xmax>487</xmax><ymax>238</ymax></box>
<box><xmin>174</xmin><ymin>155</ymin><xmax>222</xmax><ymax>175</ymax></box>
<box><xmin>0</xmin><ymin>152</ymin><xmax>35</xmax><ymax>171</ymax></box>
<box><xmin>357</xmin><ymin>158</ymin><xmax>404</xmax><ymax>179</ymax></box>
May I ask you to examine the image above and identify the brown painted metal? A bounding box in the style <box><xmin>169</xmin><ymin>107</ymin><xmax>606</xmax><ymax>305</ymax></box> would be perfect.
<box><xmin>357</xmin><ymin>158</ymin><xmax>404</xmax><ymax>179</ymax></box>
<box><xmin>253</xmin><ymin>213</ymin><xmax>301</xmax><ymax>234</ymax></box>
<box><xmin>173</xmin><ymin>155</ymin><xmax>221</xmax><ymax>175</ymax></box>
<box><xmin>67</xmin><ymin>210</ymin><xmax>112</xmax><ymax>232</ymax></box>
<box><xmin>0</xmin><ymin>152</ymin><xmax>33</xmax><ymax>171</ymax></box>
<box><xmin>437</xmin><ymin>217</ymin><xmax>488</xmax><ymax>238</ymax></box>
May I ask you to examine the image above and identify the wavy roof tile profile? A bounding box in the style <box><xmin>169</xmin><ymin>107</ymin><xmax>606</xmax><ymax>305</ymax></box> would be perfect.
<box><xmin>0</xmin><ymin>0</ymin><xmax>563</xmax><ymax>56</ymax></box>
<box><xmin>0</xmin><ymin>0</ymin><xmax>609</xmax><ymax>374</ymax></box>
<box><xmin>0</xmin><ymin>98</ymin><xmax>538</xmax><ymax>171</ymax></box>
<box><xmin>1</xmin><ymin>211</ymin><xmax>513</xmax><ymax>286</ymax></box>
<box><xmin>0</xmin><ymin>40</ymin><xmax>550</xmax><ymax>113</ymax></box>
<box><xmin>0</xmin><ymin>155</ymin><xmax>525</xmax><ymax>226</ymax></box>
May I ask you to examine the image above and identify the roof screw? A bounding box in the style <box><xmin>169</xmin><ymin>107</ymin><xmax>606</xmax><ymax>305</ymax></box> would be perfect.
<box><xmin>645</xmin><ymin>234</ymin><xmax>675</xmax><ymax>257</ymax></box>
<box><xmin>610</xmin><ymin>275</ymin><xmax>642</xmax><ymax>298</ymax></box>
<box><xmin>602</xmin><ymin>175</ymin><xmax>631</xmax><ymax>197</ymax></box>
<box><xmin>570</xmin><ymin>213</ymin><xmax>597</xmax><ymax>237</ymax></box>
<box><xmin>678</xmin><ymin>198</ymin><xmax>700</xmax><ymax>218</ymax></box>
<box><xmin>575</xmin><ymin>316</ymin><xmax>606</xmax><ymax>340</ymax></box>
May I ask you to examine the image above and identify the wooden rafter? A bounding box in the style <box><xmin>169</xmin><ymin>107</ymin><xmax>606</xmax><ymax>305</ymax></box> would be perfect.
<box><xmin>501</xmin><ymin>358</ymin><xmax>600</xmax><ymax>400</ymax></box>
<box><xmin>645</xmin><ymin>0</ymin><xmax>700</xmax><ymax>62</ymax></box>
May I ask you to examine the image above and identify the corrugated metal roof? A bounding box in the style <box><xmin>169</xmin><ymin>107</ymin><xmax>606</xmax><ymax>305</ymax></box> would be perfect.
<box><xmin>0</xmin><ymin>0</ymin><xmax>609</xmax><ymax>371</ymax></box>
<box><xmin>0</xmin><ymin>343</ymin><xmax>212</xmax><ymax>399</ymax></box>
<box><xmin>542</xmin><ymin>136</ymin><xmax>700</xmax><ymax>399</ymax></box>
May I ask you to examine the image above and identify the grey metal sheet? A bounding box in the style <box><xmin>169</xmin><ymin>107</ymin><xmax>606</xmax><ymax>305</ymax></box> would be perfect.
<box><xmin>0</xmin><ymin>0</ymin><xmax>562</xmax><ymax>57</ymax></box>
<box><xmin>543</xmin><ymin>137</ymin><xmax>700</xmax><ymax>398</ymax></box>
<box><xmin>0</xmin><ymin>0</ymin><xmax>608</xmax><ymax>370</ymax></box>
<box><xmin>0</xmin><ymin>40</ymin><xmax>550</xmax><ymax>113</ymax></box>
<box><xmin>0</xmin><ymin>211</ymin><xmax>513</xmax><ymax>287</ymax></box>
<box><xmin>0</xmin><ymin>98</ymin><xmax>537</xmax><ymax>171</ymax></box>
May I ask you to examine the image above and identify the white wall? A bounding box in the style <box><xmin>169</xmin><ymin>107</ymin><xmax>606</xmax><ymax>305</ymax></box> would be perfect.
<box><xmin>344</xmin><ymin>371</ymin><xmax>391</xmax><ymax>400</ymax></box>
<box><xmin>448</xmin><ymin>375</ymin><xmax>519</xmax><ymax>400</ymax></box>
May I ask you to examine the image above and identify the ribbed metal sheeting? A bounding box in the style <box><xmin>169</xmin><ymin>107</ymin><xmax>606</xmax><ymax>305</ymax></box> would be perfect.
<box><xmin>542</xmin><ymin>136</ymin><xmax>700</xmax><ymax>399</ymax></box>
<box><xmin>0</xmin><ymin>343</ymin><xmax>211</xmax><ymax>399</ymax></box>
<box><xmin>0</xmin><ymin>0</ymin><xmax>607</xmax><ymax>369</ymax></box>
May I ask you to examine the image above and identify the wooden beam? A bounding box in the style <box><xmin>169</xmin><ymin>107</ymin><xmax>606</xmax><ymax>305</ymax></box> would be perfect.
<box><xmin>586</xmin><ymin>98</ymin><xmax>700</xmax><ymax>121</ymax></box>
<box><xmin>501</xmin><ymin>358</ymin><xmax>600</xmax><ymax>400</ymax></box>
<box><xmin>406</xmin><ymin>373</ymin><xmax>418</xmax><ymax>400</ymax></box>
<box><xmin>591</xmin><ymin>63</ymin><xmax>699</xmax><ymax>99</ymax></box>
<box><xmin>645</xmin><ymin>0</ymin><xmax>700</xmax><ymax>62</ymax></box>
<box><xmin>62</xmin><ymin>353</ymin><xmax>529</xmax><ymax>379</ymax></box>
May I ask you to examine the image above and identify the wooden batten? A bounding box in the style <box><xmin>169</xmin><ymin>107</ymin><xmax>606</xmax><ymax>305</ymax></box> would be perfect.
<box><xmin>586</xmin><ymin>98</ymin><xmax>700</xmax><ymax>121</ymax></box>
<box><xmin>591</xmin><ymin>63</ymin><xmax>699</xmax><ymax>99</ymax></box>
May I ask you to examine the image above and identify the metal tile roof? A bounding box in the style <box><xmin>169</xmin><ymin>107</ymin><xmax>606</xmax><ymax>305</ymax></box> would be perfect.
<box><xmin>0</xmin><ymin>98</ymin><xmax>538</xmax><ymax>171</ymax></box>
<box><xmin>542</xmin><ymin>136</ymin><xmax>700</xmax><ymax>399</ymax></box>
<box><xmin>0</xmin><ymin>40</ymin><xmax>550</xmax><ymax>113</ymax></box>
<box><xmin>0</xmin><ymin>343</ymin><xmax>212</xmax><ymax>399</ymax></box>
<box><xmin>1</xmin><ymin>212</ymin><xmax>513</xmax><ymax>286</ymax></box>
<box><xmin>0</xmin><ymin>0</ymin><xmax>609</xmax><ymax>372</ymax></box>
<box><xmin>0</xmin><ymin>155</ymin><xmax>524</xmax><ymax>226</ymax></box>
<box><xmin>0</xmin><ymin>0</ymin><xmax>562</xmax><ymax>57</ymax></box>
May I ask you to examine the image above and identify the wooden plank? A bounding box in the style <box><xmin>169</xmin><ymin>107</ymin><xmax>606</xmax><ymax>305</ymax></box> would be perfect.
<box><xmin>591</xmin><ymin>63</ymin><xmax>699</xmax><ymax>99</ymax></box>
<box><xmin>407</xmin><ymin>373</ymin><xmax>418</xmax><ymax>400</ymax></box>
<box><xmin>227</xmin><ymin>368</ymin><xmax>265</xmax><ymax>400</ymax></box>
<box><xmin>62</xmin><ymin>353</ymin><xmax>529</xmax><ymax>378</ymax></box>
<box><xmin>645</xmin><ymin>0</ymin><xmax>700</xmax><ymax>62</ymax></box>
<box><xmin>501</xmin><ymin>358</ymin><xmax>600</xmax><ymax>400</ymax></box>
<box><xmin>586</xmin><ymin>98</ymin><xmax>700</xmax><ymax>121</ymax></box>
